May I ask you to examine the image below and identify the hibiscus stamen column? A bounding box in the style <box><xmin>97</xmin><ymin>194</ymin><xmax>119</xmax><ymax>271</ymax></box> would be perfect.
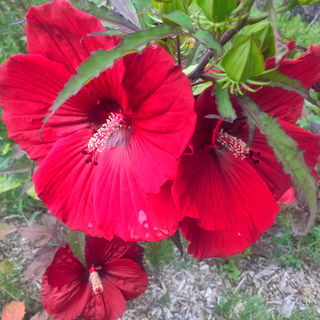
<box><xmin>217</xmin><ymin>129</ymin><xmax>260</xmax><ymax>164</ymax></box>
<box><xmin>88</xmin><ymin>266</ymin><xmax>103</xmax><ymax>294</ymax></box>
<box><xmin>82</xmin><ymin>112</ymin><xmax>128</xmax><ymax>165</ymax></box>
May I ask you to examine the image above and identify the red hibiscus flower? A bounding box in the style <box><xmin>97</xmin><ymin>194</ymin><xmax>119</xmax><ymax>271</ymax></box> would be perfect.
<box><xmin>42</xmin><ymin>236</ymin><xmax>149</xmax><ymax>320</ymax></box>
<box><xmin>173</xmin><ymin>43</ymin><xmax>320</xmax><ymax>259</ymax></box>
<box><xmin>0</xmin><ymin>0</ymin><xmax>196</xmax><ymax>241</ymax></box>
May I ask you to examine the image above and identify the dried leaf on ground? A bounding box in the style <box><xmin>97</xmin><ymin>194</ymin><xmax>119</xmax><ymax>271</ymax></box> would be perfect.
<box><xmin>41</xmin><ymin>214</ymin><xmax>56</xmax><ymax>233</ymax></box>
<box><xmin>20</xmin><ymin>224</ymin><xmax>52</xmax><ymax>247</ymax></box>
<box><xmin>30</xmin><ymin>309</ymin><xmax>55</xmax><ymax>320</ymax></box>
<box><xmin>0</xmin><ymin>259</ymin><xmax>11</xmax><ymax>274</ymax></box>
<box><xmin>0</xmin><ymin>222</ymin><xmax>16</xmax><ymax>240</ymax></box>
<box><xmin>2</xmin><ymin>301</ymin><xmax>25</xmax><ymax>320</ymax></box>
<box><xmin>33</xmin><ymin>245</ymin><xmax>58</xmax><ymax>262</ymax></box>
<box><xmin>23</xmin><ymin>259</ymin><xmax>51</xmax><ymax>282</ymax></box>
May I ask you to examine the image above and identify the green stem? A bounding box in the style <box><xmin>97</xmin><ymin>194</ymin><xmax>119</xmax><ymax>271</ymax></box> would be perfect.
<box><xmin>248</xmin><ymin>0</ymin><xmax>299</xmax><ymax>24</ymax></box>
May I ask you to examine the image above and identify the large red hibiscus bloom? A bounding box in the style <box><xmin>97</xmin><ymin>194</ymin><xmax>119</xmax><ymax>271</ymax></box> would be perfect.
<box><xmin>42</xmin><ymin>237</ymin><xmax>149</xmax><ymax>320</ymax></box>
<box><xmin>173</xmin><ymin>44</ymin><xmax>320</xmax><ymax>258</ymax></box>
<box><xmin>0</xmin><ymin>0</ymin><xmax>196</xmax><ymax>241</ymax></box>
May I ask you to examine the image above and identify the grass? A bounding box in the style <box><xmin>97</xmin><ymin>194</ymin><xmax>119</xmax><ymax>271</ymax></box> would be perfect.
<box><xmin>0</xmin><ymin>259</ymin><xmax>41</xmax><ymax>317</ymax></box>
<box><xmin>216</xmin><ymin>291</ymin><xmax>320</xmax><ymax>320</ymax></box>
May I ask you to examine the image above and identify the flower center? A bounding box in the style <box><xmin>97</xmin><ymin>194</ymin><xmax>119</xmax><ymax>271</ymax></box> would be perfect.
<box><xmin>89</xmin><ymin>266</ymin><xmax>103</xmax><ymax>295</ymax></box>
<box><xmin>217</xmin><ymin>129</ymin><xmax>260</xmax><ymax>164</ymax></box>
<box><xmin>82</xmin><ymin>113</ymin><xmax>130</xmax><ymax>165</ymax></box>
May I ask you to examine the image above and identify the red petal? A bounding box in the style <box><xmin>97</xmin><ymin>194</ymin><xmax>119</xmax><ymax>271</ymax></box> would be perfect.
<box><xmin>236</xmin><ymin>121</ymin><xmax>320</xmax><ymax>199</ymax></box>
<box><xmin>42</xmin><ymin>245</ymin><xmax>89</xmax><ymax>320</ymax></box>
<box><xmin>173</xmin><ymin>147</ymin><xmax>280</xmax><ymax>257</ymax></box>
<box><xmin>0</xmin><ymin>54</ymin><xmax>98</xmax><ymax>164</ymax></box>
<box><xmin>181</xmin><ymin>216</ymin><xmax>267</xmax><ymax>259</ymax></box>
<box><xmin>103</xmin><ymin>259</ymin><xmax>149</xmax><ymax>300</ymax></box>
<box><xmin>90</xmin><ymin>45</ymin><xmax>196</xmax><ymax>194</ymax></box>
<box><xmin>245</xmin><ymin>45</ymin><xmax>320</xmax><ymax>123</ymax></box>
<box><xmin>85</xmin><ymin>237</ymin><xmax>141</xmax><ymax>266</ymax></box>
<box><xmin>234</xmin><ymin>125</ymin><xmax>292</xmax><ymax>200</ymax></box>
<box><xmin>45</xmin><ymin>244</ymin><xmax>85</xmax><ymax>287</ymax></box>
<box><xmin>126</xmin><ymin>46</ymin><xmax>196</xmax><ymax>193</ymax></box>
<box><xmin>33</xmin><ymin>130</ymin><xmax>113</xmax><ymax>239</ymax></box>
<box><xmin>80</xmin><ymin>277</ymin><xmax>126</xmax><ymax>320</ymax></box>
<box><xmin>278</xmin><ymin>187</ymin><xmax>295</xmax><ymax>204</ymax></box>
<box><xmin>25</xmin><ymin>0</ymin><xmax>119</xmax><ymax>74</ymax></box>
<box><xmin>95</xmin><ymin>147</ymin><xmax>183</xmax><ymax>241</ymax></box>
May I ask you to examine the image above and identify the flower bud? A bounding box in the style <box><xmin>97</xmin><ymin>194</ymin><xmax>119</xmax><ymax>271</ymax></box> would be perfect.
<box><xmin>196</xmin><ymin>0</ymin><xmax>237</xmax><ymax>23</ymax></box>
<box><xmin>222</xmin><ymin>34</ymin><xmax>265</xmax><ymax>82</ymax></box>
<box><xmin>245</xmin><ymin>21</ymin><xmax>275</xmax><ymax>60</ymax></box>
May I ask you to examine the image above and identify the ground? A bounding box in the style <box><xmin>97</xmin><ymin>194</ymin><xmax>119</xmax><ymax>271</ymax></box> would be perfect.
<box><xmin>2</xmin><ymin>208</ymin><xmax>320</xmax><ymax>320</ymax></box>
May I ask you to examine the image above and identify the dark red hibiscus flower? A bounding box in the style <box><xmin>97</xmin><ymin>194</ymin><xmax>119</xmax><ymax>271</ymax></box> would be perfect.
<box><xmin>173</xmin><ymin>43</ymin><xmax>320</xmax><ymax>259</ymax></box>
<box><xmin>0</xmin><ymin>0</ymin><xmax>196</xmax><ymax>241</ymax></box>
<box><xmin>42</xmin><ymin>236</ymin><xmax>149</xmax><ymax>320</ymax></box>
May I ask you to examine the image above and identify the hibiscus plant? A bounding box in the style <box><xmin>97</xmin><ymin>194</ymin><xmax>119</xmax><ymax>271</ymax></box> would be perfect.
<box><xmin>1</xmin><ymin>0</ymin><xmax>320</xmax><ymax>318</ymax></box>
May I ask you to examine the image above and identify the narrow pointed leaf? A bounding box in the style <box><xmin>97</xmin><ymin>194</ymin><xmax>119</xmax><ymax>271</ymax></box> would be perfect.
<box><xmin>205</xmin><ymin>82</ymin><xmax>236</xmax><ymax>122</ymax></box>
<box><xmin>19</xmin><ymin>179</ymin><xmax>33</xmax><ymax>199</ymax></box>
<box><xmin>82</xmin><ymin>29</ymin><xmax>123</xmax><ymax>40</ymax></box>
<box><xmin>109</xmin><ymin>0</ymin><xmax>142</xmax><ymax>29</ymax></box>
<box><xmin>131</xmin><ymin>0</ymin><xmax>153</xmax><ymax>29</ymax></box>
<box><xmin>267</xmin><ymin>1</ymin><xmax>288</xmax><ymax>63</ymax></box>
<box><xmin>193</xmin><ymin>29</ymin><xmax>222</xmax><ymax>56</ymax></box>
<box><xmin>7</xmin><ymin>16</ymin><xmax>26</xmax><ymax>28</ymax></box>
<box><xmin>236</xmin><ymin>94</ymin><xmax>318</xmax><ymax>235</ymax></box>
<box><xmin>162</xmin><ymin>10</ymin><xmax>194</xmax><ymax>32</ymax></box>
<box><xmin>81</xmin><ymin>0</ymin><xmax>140</xmax><ymax>33</ymax></box>
<box><xmin>252</xmin><ymin>70</ymin><xmax>320</xmax><ymax>107</ymax></box>
<box><xmin>0</xmin><ymin>162</ymin><xmax>31</xmax><ymax>175</ymax></box>
<box><xmin>10</xmin><ymin>144</ymin><xmax>27</xmax><ymax>166</ymax></box>
<box><xmin>186</xmin><ymin>41</ymin><xmax>201</xmax><ymax>67</ymax></box>
<box><xmin>67</xmin><ymin>229</ymin><xmax>87</xmax><ymax>268</ymax></box>
<box><xmin>41</xmin><ymin>26</ymin><xmax>184</xmax><ymax>130</ymax></box>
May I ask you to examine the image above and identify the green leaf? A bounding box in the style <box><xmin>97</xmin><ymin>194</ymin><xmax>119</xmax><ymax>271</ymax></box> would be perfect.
<box><xmin>186</xmin><ymin>41</ymin><xmax>201</xmax><ymax>67</ymax></box>
<box><xmin>222</xmin><ymin>34</ymin><xmax>265</xmax><ymax>82</ymax></box>
<box><xmin>267</xmin><ymin>1</ymin><xmax>288</xmax><ymax>64</ymax></box>
<box><xmin>0</xmin><ymin>174</ymin><xmax>27</xmax><ymax>193</ymax></box>
<box><xmin>82</xmin><ymin>29</ymin><xmax>123</xmax><ymax>40</ymax></box>
<box><xmin>0</xmin><ymin>162</ymin><xmax>31</xmax><ymax>175</ymax></box>
<box><xmin>197</xmin><ymin>0</ymin><xmax>237</xmax><ymax>23</ymax></box>
<box><xmin>236</xmin><ymin>94</ymin><xmax>318</xmax><ymax>235</ymax></box>
<box><xmin>245</xmin><ymin>21</ymin><xmax>275</xmax><ymax>59</ymax></box>
<box><xmin>192</xmin><ymin>81</ymin><xmax>212</xmax><ymax>95</ymax></box>
<box><xmin>252</xmin><ymin>70</ymin><xmax>320</xmax><ymax>108</ymax></box>
<box><xmin>162</xmin><ymin>10</ymin><xmax>194</xmax><ymax>31</ymax></box>
<box><xmin>193</xmin><ymin>29</ymin><xmax>222</xmax><ymax>56</ymax></box>
<box><xmin>41</xmin><ymin>26</ymin><xmax>184</xmax><ymax>130</ymax></box>
<box><xmin>67</xmin><ymin>229</ymin><xmax>87</xmax><ymax>268</ymax></box>
<box><xmin>131</xmin><ymin>0</ymin><xmax>153</xmax><ymax>29</ymax></box>
<box><xmin>160</xmin><ymin>0</ymin><xmax>188</xmax><ymax>27</ymax></box>
<box><xmin>79</xmin><ymin>0</ymin><xmax>140</xmax><ymax>33</ymax></box>
<box><xmin>205</xmin><ymin>82</ymin><xmax>236</xmax><ymax>122</ymax></box>
<box><xmin>109</xmin><ymin>0</ymin><xmax>142</xmax><ymax>29</ymax></box>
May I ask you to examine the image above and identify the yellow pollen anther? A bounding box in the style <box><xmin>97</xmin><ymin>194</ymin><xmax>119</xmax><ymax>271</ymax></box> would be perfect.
<box><xmin>217</xmin><ymin>129</ymin><xmax>249</xmax><ymax>160</ymax></box>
